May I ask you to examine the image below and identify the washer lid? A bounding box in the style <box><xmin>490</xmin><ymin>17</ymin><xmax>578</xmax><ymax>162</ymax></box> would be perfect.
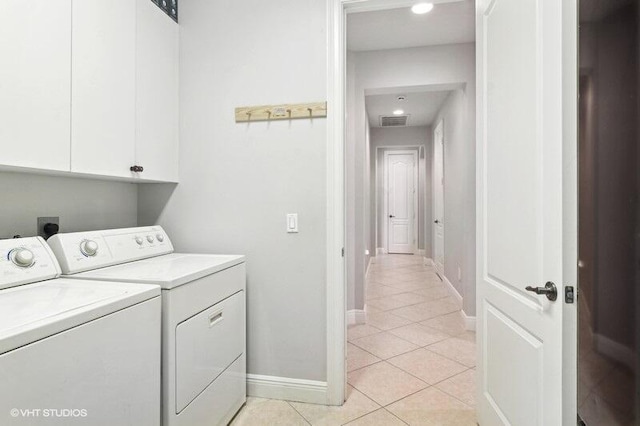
<box><xmin>0</xmin><ymin>278</ymin><xmax>160</xmax><ymax>355</ymax></box>
<box><xmin>70</xmin><ymin>254</ymin><xmax>245</xmax><ymax>289</ymax></box>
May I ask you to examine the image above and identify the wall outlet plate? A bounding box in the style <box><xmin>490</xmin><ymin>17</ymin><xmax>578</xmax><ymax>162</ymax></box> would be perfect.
<box><xmin>37</xmin><ymin>217</ymin><xmax>59</xmax><ymax>239</ymax></box>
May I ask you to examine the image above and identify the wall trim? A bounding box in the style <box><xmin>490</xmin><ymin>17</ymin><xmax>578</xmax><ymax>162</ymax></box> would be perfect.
<box><xmin>247</xmin><ymin>374</ymin><xmax>328</xmax><ymax>404</ymax></box>
<box><xmin>441</xmin><ymin>273</ymin><xmax>474</xmax><ymax>331</ymax></box>
<box><xmin>347</xmin><ymin>309</ymin><xmax>367</xmax><ymax>325</ymax></box>
<box><xmin>417</xmin><ymin>249</ymin><xmax>426</xmax><ymax>256</ymax></box>
<box><xmin>376</xmin><ymin>247</ymin><xmax>386</xmax><ymax>255</ymax></box>
<box><xmin>441</xmin><ymin>273</ymin><xmax>463</xmax><ymax>305</ymax></box>
<box><xmin>325</xmin><ymin>0</ymin><xmax>348</xmax><ymax>406</ymax></box>
<box><xmin>461</xmin><ymin>310</ymin><xmax>476</xmax><ymax>331</ymax></box>
<box><xmin>593</xmin><ymin>333</ymin><xmax>635</xmax><ymax>372</ymax></box>
<box><xmin>365</xmin><ymin>256</ymin><xmax>372</xmax><ymax>277</ymax></box>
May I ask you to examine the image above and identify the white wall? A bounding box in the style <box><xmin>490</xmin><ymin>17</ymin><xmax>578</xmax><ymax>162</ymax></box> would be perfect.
<box><xmin>433</xmin><ymin>89</ymin><xmax>476</xmax><ymax>315</ymax></box>
<box><xmin>0</xmin><ymin>172</ymin><xmax>138</xmax><ymax>239</ymax></box>
<box><xmin>138</xmin><ymin>0</ymin><xmax>328</xmax><ymax>383</ymax></box>
<box><xmin>347</xmin><ymin>43</ymin><xmax>475</xmax><ymax>313</ymax></box>
<box><xmin>369</xmin><ymin>126</ymin><xmax>432</xmax><ymax>256</ymax></box>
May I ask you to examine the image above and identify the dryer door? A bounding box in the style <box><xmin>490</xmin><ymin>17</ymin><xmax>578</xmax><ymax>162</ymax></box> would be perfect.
<box><xmin>175</xmin><ymin>290</ymin><xmax>244</xmax><ymax>413</ymax></box>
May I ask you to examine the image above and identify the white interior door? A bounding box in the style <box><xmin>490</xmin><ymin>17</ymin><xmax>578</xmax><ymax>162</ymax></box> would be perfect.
<box><xmin>433</xmin><ymin>121</ymin><xmax>445</xmax><ymax>274</ymax></box>
<box><xmin>386</xmin><ymin>151</ymin><xmax>417</xmax><ymax>254</ymax></box>
<box><xmin>477</xmin><ymin>0</ymin><xmax>577</xmax><ymax>425</ymax></box>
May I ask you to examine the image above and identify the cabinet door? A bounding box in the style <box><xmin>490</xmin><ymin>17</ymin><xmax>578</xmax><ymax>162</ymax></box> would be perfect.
<box><xmin>71</xmin><ymin>0</ymin><xmax>136</xmax><ymax>178</ymax></box>
<box><xmin>0</xmin><ymin>0</ymin><xmax>71</xmax><ymax>171</ymax></box>
<box><xmin>135</xmin><ymin>0</ymin><xmax>179</xmax><ymax>182</ymax></box>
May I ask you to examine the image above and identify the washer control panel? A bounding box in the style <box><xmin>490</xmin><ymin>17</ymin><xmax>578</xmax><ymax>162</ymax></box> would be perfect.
<box><xmin>47</xmin><ymin>226</ymin><xmax>174</xmax><ymax>275</ymax></box>
<box><xmin>0</xmin><ymin>237</ymin><xmax>61</xmax><ymax>290</ymax></box>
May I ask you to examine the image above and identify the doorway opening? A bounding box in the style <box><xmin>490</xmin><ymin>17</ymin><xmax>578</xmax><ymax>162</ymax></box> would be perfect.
<box><xmin>328</xmin><ymin>0</ymin><xmax>579</xmax><ymax>423</ymax></box>
<box><xmin>342</xmin><ymin>1</ymin><xmax>477</xmax><ymax>423</ymax></box>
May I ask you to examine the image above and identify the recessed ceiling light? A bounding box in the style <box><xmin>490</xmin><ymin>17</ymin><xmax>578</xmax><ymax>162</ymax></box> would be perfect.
<box><xmin>393</xmin><ymin>109</ymin><xmax>404</xmax><ymax>115</ymax></box>
<box><xmin>411</xmin><ymin>3</ymin><xmax>434</xmax><ymax>14</ymax></box>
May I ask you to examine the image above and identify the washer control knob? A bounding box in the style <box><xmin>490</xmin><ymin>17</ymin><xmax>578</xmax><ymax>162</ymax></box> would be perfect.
<box><xmin>135</xmin><ymin>236</ymin><xmax>144</xmax><ymax>245</ymax></box>
<box><xmin>80</xmin><ymin>240</ymin><xmax>99</xmax><ymax>257</ymax></box>
<box><xmin>11</xmin><ymin>248</ymin><xmax>35</xmax><ymax>268</ymax></box>
<box><xmin>147</xmin><ymin>235</ymin><xmax>155</xmax><ymax>243</ymax></box>
<box><xmin>156</xmin><ymin>234</ymin><xmax>164</xmax><ymax>242</ymax></box>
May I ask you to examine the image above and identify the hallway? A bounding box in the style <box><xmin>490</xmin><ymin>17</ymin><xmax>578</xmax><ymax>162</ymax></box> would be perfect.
<box><xmin>232</xmin><ymin>255</ymin><xmax>476</xmax><ymax>425</ymax></box>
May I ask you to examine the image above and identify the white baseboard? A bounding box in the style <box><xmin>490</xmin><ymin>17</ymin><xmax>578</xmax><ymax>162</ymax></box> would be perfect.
<box><xmin>434</xmin><ymin>262</ymin><xmax>444</xmax><ymax>276</ymax></box>
<box><xmin>365</xmin><ymin>257</ymin><xmax>372</xmax><ymax>278</ymax></box>
<box><xmin>417</xmin><ymin>249</ymin><xmax>426</xmax><ymax>256</ymax></box>
<box><xmin>441</xmin><ymin>274</ymin><xmax>463</xmax><ymax>305</ymax></box>
<box><xmin>247</xmin><ymin>374</ymin><xmax>328</xmax><ymax>404</ymax></box>
<box><xmin>347</xmin><ymin>309</ymin><xmax>366</xmax><ymax>325</ymax></box>
<box><xmin>376</xmin><ymin>247</ymin><xmax>386</xmax><ymax>255</ymax></box>
<box><xmin>461</xmin><ymin>310</ymin><xmax>476</xmax><ymax>331</ymax></box>
<box><xmin>440</xmin><ymin>274</ymin><xmax>475</xmax><ymax>331</ymax></box>
<box><xmin>594</xmin><ymin>333</ymin><xmax>635</xmax><ymax>371</ymax></box>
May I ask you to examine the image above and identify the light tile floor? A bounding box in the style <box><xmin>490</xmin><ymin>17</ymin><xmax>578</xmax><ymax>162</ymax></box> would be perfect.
<box><xmin>232</xmin><ymin>255</ymin><xmax>477</xmax><ymax>425</ymax></box>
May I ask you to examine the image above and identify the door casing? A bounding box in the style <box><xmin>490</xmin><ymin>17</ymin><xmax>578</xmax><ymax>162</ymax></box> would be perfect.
<box><xmin>433</xmin><ymin>120</ymin><xmax>445</xmax><ymax>275</ymax></box>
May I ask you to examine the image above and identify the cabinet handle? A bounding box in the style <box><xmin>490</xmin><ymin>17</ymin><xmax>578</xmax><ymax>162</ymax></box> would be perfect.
<box><xmin>130</xmin><ymin>165</ymin><xmax>144</xmax><ymax>173</ymax></box>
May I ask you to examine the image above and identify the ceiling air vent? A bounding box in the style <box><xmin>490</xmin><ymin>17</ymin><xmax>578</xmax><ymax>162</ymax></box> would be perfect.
<box><xmin>380</xmin><ymin>115</ymin><xmax>409</xmax><ymax>127</ymax></box>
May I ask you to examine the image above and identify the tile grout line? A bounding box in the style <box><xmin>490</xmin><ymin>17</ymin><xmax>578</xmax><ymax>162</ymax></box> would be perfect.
<box><xmin>348</xmin><ymin>255</ymin><xmax>476</xmax><ymax>420</ymax></box>
<box><xmin>286</xmin><ymin>400</ymin><xmax>312</xmax><ymax>425</ymax></box>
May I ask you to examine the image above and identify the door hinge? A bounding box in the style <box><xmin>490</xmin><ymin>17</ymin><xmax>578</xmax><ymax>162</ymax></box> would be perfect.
<box><xmin>341</xmin><ymin>247</ymin><xmax>345</xmax><ymax>257</ymax></box>
<box><xmin>565</xmin><ymin>286</ymin><xmax>575</xmax><ymax>304</ymax></box>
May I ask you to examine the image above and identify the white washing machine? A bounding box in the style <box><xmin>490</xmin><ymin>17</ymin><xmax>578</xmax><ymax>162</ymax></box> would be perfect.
<box><xmin>47</xmin><ymin>226</ymin><xmax>246</xmax><ymax>426</ymax></box>
<box><xmin>0</xmin><ymin>236</ymin><xmax>161</xmax><ymax>426</ymax></box>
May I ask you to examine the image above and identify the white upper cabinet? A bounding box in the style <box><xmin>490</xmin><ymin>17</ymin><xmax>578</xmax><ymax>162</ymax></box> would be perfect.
<box><xmin>71</xmin><ymin>0</ymin><xmax>137</xmax><ymax>178</ymax></box>
<box><xmin>1</xmin><ymin>0</ymin><xmax>179</xmax><ymax>182</ymax></box>
<box><xmin>0</xmin><ymin>0</ymin><xmax>72</xmax><ymax>171</ymax></box>
<box><xmin>135</xmin><ymin>0</ymin><xmax>180</xmax><ymax>182</ymax></box>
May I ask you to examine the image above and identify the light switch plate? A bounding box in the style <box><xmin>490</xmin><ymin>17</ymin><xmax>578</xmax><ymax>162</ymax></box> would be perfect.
<box><xmin>287</xmin><ymin>214</ymin><xmax>298</xmax><ymax>233</ymax></box>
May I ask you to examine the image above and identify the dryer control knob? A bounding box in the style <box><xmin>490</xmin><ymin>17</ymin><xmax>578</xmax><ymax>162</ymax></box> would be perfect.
<box><xmin>80</xmin><ymin>240</ymin><xmax>99</xmax><ymax>257</ymax></box>
<box><xmin>156</xmin><ymin>234</ymin><xmax>164</xmax><ymax>242</ymax></box>
<box><xmin>135</xmin><ymin>236</ymin><xmax>144</xmax><ymax>245</ymax></box>
<box><xmin>147</xmin><ymin>235</ymin><xmax>155</xmax><ymax>243</ymax></box>
<box><xmin>11</xmin><ymin>248</ymin><xmax>35</xmax><ymax>268</ymax></box>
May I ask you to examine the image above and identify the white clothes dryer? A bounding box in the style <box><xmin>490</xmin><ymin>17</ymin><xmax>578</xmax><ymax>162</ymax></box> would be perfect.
<box><xmin>48</xmin><ymin>226</ymin><xmax>246</xmax><ymax>426</ymax></box>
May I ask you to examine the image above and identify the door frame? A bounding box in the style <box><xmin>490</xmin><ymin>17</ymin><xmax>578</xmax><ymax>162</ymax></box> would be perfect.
<box><xmin>383</xmin><ymin>149</ymin><xmax>419</xmax><ymax>254</ymax></box>
<box><xmin>326</xmin><ymin>0</ymin><xmax>469</xmax><ymax>405</ymax></box>
<box><xmin>328</xmin><ymin>0</ymin><xmax>578</xmax><ymax>412</ymax></box>
<box><xmin>432</xmin><ymin>119</ymin><xmax>445</xmax><ymax>275</ymax></box>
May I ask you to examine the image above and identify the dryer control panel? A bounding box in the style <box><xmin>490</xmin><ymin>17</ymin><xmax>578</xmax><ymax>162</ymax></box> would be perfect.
<box><xmin>47</xmin><ymin>226</ymin><xmax>174</xmax><ymax>275</ymax></box>
<box><xmin>0</xmin><ymin>237</ymin><xmax>61</xmax><ymax>290</ymax></box>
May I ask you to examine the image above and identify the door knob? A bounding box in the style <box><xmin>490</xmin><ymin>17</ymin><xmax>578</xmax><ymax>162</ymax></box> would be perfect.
<box><xmin>130</xmin><ymin>165</ymin><xmax>144</xmax><ymax>173</ymax></box>
<box><xmin>389</xmin><ymin>215</ymin><xmax>395</xmax><ymax>218</ymax></box>
<box><xmin>525</xmin><ymin>282</ymin><xmax>558</xmax><ymax>301</ymax></box>
<box><xmin>434</xmin><ymin>220</ymin><xmax>440</xmax><ymax>224</ymax></box>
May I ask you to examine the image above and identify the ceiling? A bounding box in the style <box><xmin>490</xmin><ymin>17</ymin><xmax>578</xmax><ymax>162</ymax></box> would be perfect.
<box><xmin>347</xmin><ymin>0</ymin><xmax>475</xmax><ymax>52</ymax></box>
<box><xmin>366</xmin><ymin>91</ymin><xmax>451</xmax><ymax>127</ymax></box>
